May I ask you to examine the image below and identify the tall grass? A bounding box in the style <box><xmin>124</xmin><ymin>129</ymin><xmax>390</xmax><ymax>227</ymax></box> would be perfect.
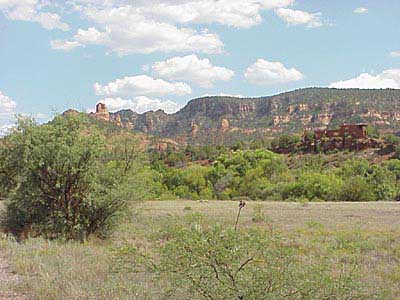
<box><xmin>0</xmin><ymin>201</ymin><xmax>399</xmax><ymax>299</ymax></box>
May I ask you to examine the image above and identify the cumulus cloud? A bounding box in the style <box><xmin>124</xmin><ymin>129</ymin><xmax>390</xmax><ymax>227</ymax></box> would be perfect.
<box><xmin>275</xmin><ymin>8</ymin><xmax>323</xmax><ymax>27</ymax></box>
<box><xmin>0</xmin><ymin>91</ymin><xmax>17</xmax><ymax>113</ymax></box>
<box><xmin>329</xmin><ymin>69</ymin><xmax>400</xmax><ymax>89</ymax></box>
<box><xmin>99</xmin><ymin>96</ymin><xmax>182</xmax><ymax>114</ymax></box>
<box><xmin>134</xmin><ymin>0</ymin><xmax>293</xmax><ymax>28</ymax></box>
<box><xmin>353</xmin><ymin>7</ymin><xmax>368</xmax><ymax>14</ymax></box>
<box><xmin>32</xmin><ymin>12</ymin><xmax>70</xmax><ymax>31</ymax></box>
<box><xmin>52</xmin><ymin>5</ymin><xmax>223</xmax><ymax>55</ymax></box>
<box><xmin>72</xmin><ymin>0</ymin><xmax>294</xmax><ymax>28</ymax></box>
<box><xmin>0</xmin><ymin>0</ymin><xmax>69</xmax><ymax>31</ymax></box>
<box><xmin>51</xmin><ymin>40</ymin><xmax>82</xmax><ymax>51</ymax></box>
<box><xmin>52</xmin><ymin>0</ymin><xmax>303</xmax><ymax>55</ymax></box>
<box><xmin>94</xmin><ymin>75</ymin><xmax>192</xmax><ymax>98</ymax></box>
<box><xmin>149</xmin><ymin>55</ymin><xmax>234</xmax><ymax>88</ymax></box>
<box><xmin>0</xmin><ymin>90</ymin><xmax>17</xmax><ymax>136</ymax></box>
<box><xmin>390</xmin><ymin>51</ymin><xmax>400</xmax><ymax>58</ymax></box>
<box><xmin>244</xmin><ymin>59</ymin><xmax>303</xmax><ymax>85</ymax></box>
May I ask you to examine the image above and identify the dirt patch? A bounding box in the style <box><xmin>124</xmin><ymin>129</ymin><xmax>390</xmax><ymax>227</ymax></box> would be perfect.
<box><xmin>0</xmin><ymin>250</ymin><xmax>25</xmax><ymax>300</ymax></box>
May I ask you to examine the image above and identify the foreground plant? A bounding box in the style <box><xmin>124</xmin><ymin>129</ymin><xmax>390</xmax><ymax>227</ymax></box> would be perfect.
<box><xmin>0</xmin><ymin>114</ymin><xmax>133</xmax><ymax>240</ymax></box>
<box><xmin>156</xmin><ymin>219</ymin><xmax>376</xmax><ymax>300</ymax></box>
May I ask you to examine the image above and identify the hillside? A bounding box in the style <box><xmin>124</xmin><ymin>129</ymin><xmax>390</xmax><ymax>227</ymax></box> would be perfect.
<box><xmin>92</xmin><ymin>88</ymin><xmax>400</xmax><ymax>145</ymax></box>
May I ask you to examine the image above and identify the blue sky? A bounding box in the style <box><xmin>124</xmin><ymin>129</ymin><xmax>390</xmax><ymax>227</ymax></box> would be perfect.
<box><xmin>0</xmin><ymin>0</ymin><xmax>400</xmax><ymax>133</ymax></box>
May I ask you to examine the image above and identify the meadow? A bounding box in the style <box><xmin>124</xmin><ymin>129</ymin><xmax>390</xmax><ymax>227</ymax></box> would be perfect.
<box><xmin>1</xmin><ymin>115</ymin><xmax>400</xmax><ymax>299</ymax></box>
<box><xmin>1</xmin><ymin>200</ymin><xmax>400</xmax><ymax>300</ymax></box>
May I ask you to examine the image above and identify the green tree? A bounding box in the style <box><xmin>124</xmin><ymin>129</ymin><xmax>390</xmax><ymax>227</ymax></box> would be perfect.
<box><xmin>279</xmin><ymin>172</ymin><xmax>343</xmax><ymax>201</ymax></box>
<box><xmin>0</xmin><ymin>115</ymin><xmax>130</xmax><ymax>240</ymax></box>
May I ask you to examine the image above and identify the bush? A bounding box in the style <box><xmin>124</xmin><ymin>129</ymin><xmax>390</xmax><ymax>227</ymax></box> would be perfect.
<box><xmin>338</xmin><ymin>159</ymin><xmax>397</xmax><ymax>201</ymax></box>
<box><xmin>338</xmin><ymin>176</ymin><xmax>375</xmax><ymax>202</ymax></box>
<box><xmin>0</xmin><ymin>115</ymin><xmax>130</xmax><ymax>240</ymax></box>
<box><xmin>156</xmin><ymin>221</ymin><xmax>373</xmax><ymax>299</ymax></box>
<box><xmin>279</xmin><ymin>172</ymin><xmax>342</xmax><ymax>201</ymax></box>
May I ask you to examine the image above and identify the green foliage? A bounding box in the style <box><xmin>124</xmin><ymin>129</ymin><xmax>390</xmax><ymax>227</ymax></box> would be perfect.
<box><xmin>156</xmin><ymin>220</ymin><xmax>372</xmax><ymax>300</ymax></box>
<box><xmin>338</xmin><ymin>176</ymin><xmax>375</xmax><ymax>202</ymax></box>
<box><xmin>150</xmin><ymin>146</ymin><xmax>400</xmax><ymax>202</ymax></box>
<box><xmin>0</xmin><ymin>115</ymin><xmax>134</xmax><ymax>240</ymax></box>
<box><xmin>396</xmin><ymin>146</ymin><xmax>400</xmax><ymax>160</ymax></box>
<box><xmin>163</xmin><ymin>165</ymin><xmax>213</xmax><ymax>200</ymax></box>
<box><xmin>279</xmin><ymin>172</ymin><xmax>343</xmax><ymax>201</ymax></box>
<box><xmin>366</xmin><ymin>125</ymin><xmax>380</xmax><ymax>139</ymax></box>
<box><xmin>270</xmin><ymin>134</ymin><xmax>301</xmax><ymax>152</ymax></box>
<box><xmin>210</xmin><ymin>150</ymin><xmax>287</xmax><ymax>200</ymax></box>
<box><xmin>338</xmin><ymin>159</ymin><xmax>398</xmax><ymax>201</ymax></box>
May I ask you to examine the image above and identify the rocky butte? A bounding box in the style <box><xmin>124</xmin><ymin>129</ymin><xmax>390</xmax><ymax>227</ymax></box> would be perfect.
<box><xmin>88</xmin><ymin>87</ymin><xmax>400</xmax><ymax>145</ymax></box>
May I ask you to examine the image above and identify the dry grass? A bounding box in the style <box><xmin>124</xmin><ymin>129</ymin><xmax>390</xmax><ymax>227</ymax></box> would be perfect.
<box><xmin>142</xmin><ymin>200</ymin><xmax>400</xmax><ymax>231</ymax></box>
<box><xmin>1</xmin><ymin>200</ymin><xmax>400</xmax><ymax>299</ymax></box>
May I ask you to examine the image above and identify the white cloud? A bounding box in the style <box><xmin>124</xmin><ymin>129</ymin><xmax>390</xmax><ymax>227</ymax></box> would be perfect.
<box><xmin>137</xmin><ymin>1</ymin><xmax>263</xmax><ymax>29</ymax></box>
<box><xmin>52</xmin><ymin>6</ymin><xmax>223</xmax><ymax>55</ymax></box>
<box><xmin>99</xmin><ymin>96</ymin><xmax>182</xmax><ymax>114</ymax></box>
<box><xmin>260</xmin><ymin>0</ymin><xmax>294</xmax><ymax>9</ymax></box>
<box><xmin>0</xmin><ymin>0</ymin><xmax>69</xmax><ymax>31</ymax></box>
<box><xmin>201</xmin><ymin>92</ymin><xmax>245</xmax><ymax>98</ymax></box>
<box><xmin>0</xmin><ymin>124</ymin><xmax>14</xmax><ymax>137</ymax></box>
<box><xmin>51</xmin><ymin>39</ymin><xmax>82</xmax><ymax>51</ymax></box>
<box><xmin>329</xmin><ymin>69</ymin><xmax>400</xmax><ymax>89</ymax></box>
<box><xmin>94</xmin><ymin>75</ymin><xmax>192</xmax><ymax>98</ymax></box>
<box><xmin>150</xmin><ymin>54</ymin><xmax>234</xmax><ymax>88</ymax></box>
<box><xmin>353</xmin><ymin>7</ymin><xmax>368</xmax><ymax>14</ymax></box>
<box><xmin>134</xmin><ymin>0</ymin><xmax>293</xmax><ymax>29</ymax></box>
<box><xmin>53</xmin><ymin>0</ymin><xmax>297</xmax><ymax>55</ymax></box>
<box><xmin>244</xmin><ymin>59</ymin><xmax>303</xmax><ymax>85</ymax></box>
<box><xmin>390</xmin><ymin>51</ymin><xmax>400</xmax><ymax>58</ymax></box>
<box><xmin>73</xmin><ymin>0</ymin><xmax>294</xmax><ymax>28</ymax></box>
<box><xmin>0</xmin><ymin>91</ymin><xmax>17</xmax><ymax>113</ymax></box>
<box><xmin>275</xmin><ymin>8</ymin><xmax>323</xmax><ymax>27</ymax></box>
<box><xmin>32</xmin><ymin>12</ymin><xmax>70</xmax><ymax>31</ymax></box>
<box><xmin>0</xmin><ymin>90</ymin><xmax>17</xmax><ymax>136</ymax></box>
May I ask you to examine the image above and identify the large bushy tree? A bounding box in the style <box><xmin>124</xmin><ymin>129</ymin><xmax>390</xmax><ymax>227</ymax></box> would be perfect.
<box><xmin>0</xmin><ymin>114</ymin><xmax>131</xmax><ymax>240</ymax></box>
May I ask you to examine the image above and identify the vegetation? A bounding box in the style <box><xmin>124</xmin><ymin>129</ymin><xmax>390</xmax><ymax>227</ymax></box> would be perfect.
<box><xmin>157</xmin><ymin>221</ymin><xmax>370</xmax><ymax>300</ymax></box>
<box><xmin>0</xmin><ymin>115</ymin><xmax>142</xmax><ymax>240</ymax></box>
<box><xmin>150</xmin><ymin>146</ymin><xmax>400</xmax><ymax>202</ymax></box>
<box><xmin>2</xmin><ymin>201</ymin><xmax>399</xmax><ymax>299</ymax></box>
<box><xmin>1</xmin><ymin>114</ymin><xmax>400</xmax><ymax>299</ymax></box>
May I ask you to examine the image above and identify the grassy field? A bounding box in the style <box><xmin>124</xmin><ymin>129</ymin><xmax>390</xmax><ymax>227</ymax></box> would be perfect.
<box><xmin>1</xmin><ymin>200</ymin><xmax>400</xmax><ymax>299</ymax></box>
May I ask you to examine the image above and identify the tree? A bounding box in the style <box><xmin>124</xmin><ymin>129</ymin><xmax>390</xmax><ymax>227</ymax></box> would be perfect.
<box><xmin>0</xmin><ymin>114</ymin><xmax>130</xmax><ymax>240</ymax></box>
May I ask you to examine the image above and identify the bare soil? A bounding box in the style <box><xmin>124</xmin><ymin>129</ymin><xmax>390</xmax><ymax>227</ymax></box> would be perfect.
<box><xmin>0</xmin><ymin>250</ymin><xmax>25</xmax><ymax>300</ymax></box>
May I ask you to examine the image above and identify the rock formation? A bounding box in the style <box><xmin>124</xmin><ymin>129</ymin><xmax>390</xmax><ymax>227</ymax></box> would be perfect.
<box><xmin>84</xmin><ymin>88</ymin><xmax>400</xmax><ymax>145</ymax></box>
<box><xmin>94</xmin><ymin>102</ymin><xmax>110</xmax><ymax>122</ymax></box>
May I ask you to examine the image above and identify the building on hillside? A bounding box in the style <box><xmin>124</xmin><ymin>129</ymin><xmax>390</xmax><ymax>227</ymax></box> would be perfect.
<box><xmin>302</xmin><ymin>123</ymin><xmax>381</xmax><ymax>152</ymax></box>
<box><xmin>313</xmin><ymin>123</ymin><xmax>368</xmax><ymax>140</ymax></box>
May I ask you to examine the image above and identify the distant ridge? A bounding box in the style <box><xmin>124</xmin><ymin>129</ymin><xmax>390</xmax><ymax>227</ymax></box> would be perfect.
<box><xmin>89</xmin><ymin>87</ymin><xmax>400</xmax><ymax>145</ymax></box>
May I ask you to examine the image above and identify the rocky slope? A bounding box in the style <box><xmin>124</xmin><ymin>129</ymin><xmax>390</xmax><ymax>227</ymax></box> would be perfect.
<box><xmin>91</xmin><ymin>88</ymin><xmax>400</xmax><ymax>144</ymax></box>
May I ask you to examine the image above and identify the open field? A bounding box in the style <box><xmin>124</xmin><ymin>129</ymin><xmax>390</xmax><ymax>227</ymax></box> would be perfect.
<box><xmin>142</xmin><ymin>200</ymin><xmax>400</xmax><ymax>231</ymax></box>
<box><xmin>1</xmin><ymin>200</ymin><xmax>400</xmax><ymax>299</ymax></box>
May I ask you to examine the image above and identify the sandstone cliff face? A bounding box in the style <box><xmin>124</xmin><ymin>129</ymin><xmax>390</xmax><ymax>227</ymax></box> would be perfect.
<box><xmin>220</xmin><ymin>118</ymin><xmax>230</xmax><ymax>132</ymax></box>
<box><xmin>87</xmin><ymin>88</ymin><xmax>400</xmax><ymax>145</ymax></box>
<box><xmin>94</xmin><ymin>103</ymin><xmax>110</xmax><ymax>122</ymax></box>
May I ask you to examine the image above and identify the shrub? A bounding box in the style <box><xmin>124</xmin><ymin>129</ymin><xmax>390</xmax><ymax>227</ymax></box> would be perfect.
<box><xmin>279</xmin><ymin>172</ymin><xmax>342</xmax><ymax>201</ymax></box>
<box><xmin>338</xmin><ymin>176</ymin><xmax>375</xmax><ymax>202</ymax></box>
<box><xmin>156</xmin><ymin>221</ymin><xmax>373</xmax><ymax>300</ymax></box>
<box><xmin>0</xmin><ymin>115</ymin><xmax>130</xmax><ymax>240</ymax></box>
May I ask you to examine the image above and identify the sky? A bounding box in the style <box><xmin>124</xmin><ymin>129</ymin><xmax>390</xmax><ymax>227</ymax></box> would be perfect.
<box><xmin>0</xmin><ymin>0</ymin><xmax>400</xmax><ymax>134</ymax></box>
